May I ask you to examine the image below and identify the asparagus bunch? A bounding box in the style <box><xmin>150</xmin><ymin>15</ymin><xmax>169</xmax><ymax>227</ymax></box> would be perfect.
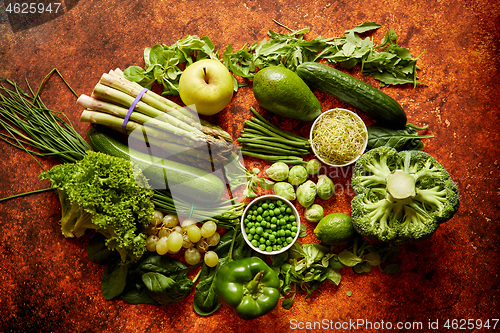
<box><xmin>78</xmin><ymin>69</ymin><xmax>234</xmax><ymax>167</ymax></box>
<box><xmin>238</xmin><ymin>107</ymin><xmax>311</xmax><ymax>165</ymax></box>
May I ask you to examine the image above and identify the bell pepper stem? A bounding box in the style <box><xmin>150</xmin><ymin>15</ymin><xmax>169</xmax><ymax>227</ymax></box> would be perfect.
<box><xmin>246</xmin><ymin>270</ymin><xmax>264</xmax><ymax>295</ymax></box>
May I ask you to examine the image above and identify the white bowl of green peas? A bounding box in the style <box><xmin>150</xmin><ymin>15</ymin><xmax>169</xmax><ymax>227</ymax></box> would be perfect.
<box><xmin>241</xmin><ymin>194</ymin><xmax>301</xmax><ymax>255</ymax></box>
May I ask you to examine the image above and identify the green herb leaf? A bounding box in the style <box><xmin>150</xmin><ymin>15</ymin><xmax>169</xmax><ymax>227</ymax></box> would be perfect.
<box><xmin>327</xmin><ymin>268</ymin><xmax>342</xmax><ymax>286</ymax></box>
<box><xmin>338</xmin><ymin>250</ymin><xmax>363</xmax><ymax>267</ymax></box>
<box><xmin>101</xmin><ymin>258</ymin><xmax>129</xmax><ymax>300</ymax></box>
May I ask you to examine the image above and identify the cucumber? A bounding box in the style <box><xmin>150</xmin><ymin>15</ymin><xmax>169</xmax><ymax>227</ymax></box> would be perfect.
<box><xmin>296</xmin><ymin>62</ymin><xmax>407</xmax><ymax>128</ymax></box>
<box><xmin>87</xmin><ymin>126</ymin><xmax>226</xmax><ymax>205</ymax></box>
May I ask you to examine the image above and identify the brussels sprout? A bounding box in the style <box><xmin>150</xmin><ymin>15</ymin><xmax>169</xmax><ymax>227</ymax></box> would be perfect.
<box><xmin>296</xmin><ymin>180</ymin><xmax>317</xmax><ymax>208</ymax></box>
<box><xmin>317</xmin><ymin>174</ymin><xmax>334</xmax><ymax>200</ymax></box>
<box><xmin>304</xmin><ymin>204</ymin><xmax>324</xmax><ymax>222</ymax></box>
<box><xmin>288</xmin><ymin>165</ymin><xmax>308</xmax><ymax>185</ymax></box>
<box><xmin>306</xmin><ymin>159</ymin><xmax>322</xmax><ymax>176</ymax></box>
<box><xmin>273</xmin><ymin>182</ymin><xmax>296</xmax><ymax>201</ymax></box>
<box><xmin>265</xmin><ymin>162</ymin><xmax>289</xmax><ymax>181</ymax></box>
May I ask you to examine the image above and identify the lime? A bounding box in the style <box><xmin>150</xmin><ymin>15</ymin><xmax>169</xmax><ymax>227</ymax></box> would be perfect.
<box><xmin>314</xmin><ymin>213</ymin><xmax>355</xmax><ymax>246</ymax></box>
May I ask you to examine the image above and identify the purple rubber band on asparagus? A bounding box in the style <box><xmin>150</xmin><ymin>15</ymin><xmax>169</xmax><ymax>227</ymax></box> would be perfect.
<box><xmin>122</xmin><ymin>88</ymin><xmax>148</xmax><ymax>135</ymax></box>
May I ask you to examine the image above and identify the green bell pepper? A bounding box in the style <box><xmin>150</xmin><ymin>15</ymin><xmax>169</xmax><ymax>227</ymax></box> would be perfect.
<box><xmin>214</xmin><ymin>256</ymin><xmax>280</xmax><ymax>320</ymax></box>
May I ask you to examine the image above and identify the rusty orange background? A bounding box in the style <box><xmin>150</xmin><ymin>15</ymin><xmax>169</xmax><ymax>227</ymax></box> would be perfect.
<box><xmin>1</xmin><ymin>0</ymin><xmax>499</xmax><ymax>332</ymax></box>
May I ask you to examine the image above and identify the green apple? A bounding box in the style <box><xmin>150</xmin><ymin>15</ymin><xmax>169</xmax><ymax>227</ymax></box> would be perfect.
<box><xmin>178</xmin><ymin>59</ymin><xmax>234</xmax><ymax>116</ymax></box>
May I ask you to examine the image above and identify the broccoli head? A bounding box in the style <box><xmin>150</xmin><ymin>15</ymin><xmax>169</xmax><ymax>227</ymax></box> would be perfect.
<box><xmin>351</xmin><ymin>146</ymin><xmax>460</xmax><ymax>245</ymax></box>
<box><xmin>40</xmin><ymin>151</ymin><xmax>155</xmax><ymax>264</ymax></box>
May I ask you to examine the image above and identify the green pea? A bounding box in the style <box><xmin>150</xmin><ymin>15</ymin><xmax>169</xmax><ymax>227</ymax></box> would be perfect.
<box><xmin>286</xmin><ymin>236</ymin><xmax>294</xmax><ymax>244</ymax></box>
<box><xmin>291</xmin><ymin>226</ymin><xmax>298</xmax><ymax>233</ymax></box>
<box><xmin>256</xmin><ymin>215</ymin><xmax>263</xmax><ymax>222</ymax></box>
<box><xmin>259</xmin><ymin>244</ymin><xmax>266</xmax><ymax>251</ymax></box>
<box><xmin>247</xmin><ymin>234</ymin><xmax>253</xmax><ymax>241</ymax></box>
<box><xmin>257</xmin><ymin>207</ymin><xmax>263</xmax><ymax>214</ymax></box>
<box><xmin>286</xmin><ymin>207</ymin><xmax>292</xmax><ymax>214</ymax></box>
<box><xmin>266</xmin><ymin>240</ymin><xmax>271</xmax><ymax>246</ymax></box>
<box><xmin>256</xmin><ymin>226</ymin><xmax>263</xmax><ymax>235</ymax></box>
<box><xmin>266</xmin><ymin>246</ymin><xmax>273</xmax><ymax>252</ymax></box>
<box><xmin>251</xmin><ymin>239</ymin><xmax>258</xmax><ymax>247</ymax></box>
<box><xmin>249</xmin><ymin>227</ymin><xmax>256</xmax><ymax>234</ymax></box>
<box><xmin>259</xmin><ymin>237</ymin><xmax>266</xmax><ymax>244</ymax></box>
<box><xmin>262</xmin><ymin>203</ymin><xmax>269</xmax><ymax>209</ymax></box>
<box><xmin>270</xmin><ymin>224</ymin><xmax>277</xmax><ymax>231</ymax></box>
<box><xmin>289</xmin><ymin>215</ymin><xmax>296</xmax><ymax>222</ymax></box>
<box><xmin>262</xmin><ymin>210</ymin><xmax>269</xmax><ymax>217</ymax></box>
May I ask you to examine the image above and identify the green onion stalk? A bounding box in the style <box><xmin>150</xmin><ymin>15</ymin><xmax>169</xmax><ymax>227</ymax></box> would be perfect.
<box><xmin>238</xmin><ymin>107</ymin><xmax>310</xmax><ymax>165</ymax></box>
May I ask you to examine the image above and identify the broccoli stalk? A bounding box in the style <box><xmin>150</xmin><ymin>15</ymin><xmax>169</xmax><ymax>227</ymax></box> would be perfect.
<box><xmin>40</xmin><ymin>151</ymin><xmax>155</xmax><ymax>264</ymax></box>
<box><xmin>351</xmin><ymin>147</ymin><xmax>460</xmax><ymax>244</ymax></box>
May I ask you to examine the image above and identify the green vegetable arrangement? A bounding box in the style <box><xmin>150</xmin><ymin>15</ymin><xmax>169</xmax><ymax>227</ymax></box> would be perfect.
<box><xmin>0</xmin><ymin>18</ymin><xmax>459</xmax><ymax>321</ymax></box>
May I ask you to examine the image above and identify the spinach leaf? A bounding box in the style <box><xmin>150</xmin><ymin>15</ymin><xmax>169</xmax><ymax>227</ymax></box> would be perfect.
<box><xmin>117</xmin><ymin>253</ymin><xmax>195</xmax><ymax>306</ymax></box>
<box><xmin>367</xmin><ymin>123</ymin><xmax>434</xmax><ymax>151</ymax></box>
<box><xmin>142</xmin><ymin>272</ymin><xmax>194</xmax><ymax>306</ymax></box>
<box><xmin>101</xmin><ymin>258</ymin><xmax>129</xmax><ymax>300</ymax></box>
<box><xmin>86</xmin><ymin>232</ymin><xmax>117</xmax><ymax>265</ymax></box>
<box><xmin>192</xmin><ymin>230</ymin><xmax>235</xmax><ymax>316</ymax></box>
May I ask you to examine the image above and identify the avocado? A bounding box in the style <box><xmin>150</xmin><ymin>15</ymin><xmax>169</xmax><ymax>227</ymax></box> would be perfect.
<box><xmin>252</xmin><ymin>66</ymin><xmax>322</xmax><ymax>122</ymax></box>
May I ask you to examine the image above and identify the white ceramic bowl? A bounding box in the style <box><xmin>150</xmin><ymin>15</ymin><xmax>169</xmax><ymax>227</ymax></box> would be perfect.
<box><xmin>309</xmin><ymin>108</ymin><xmax>368</xmax><ymax>167</ymax></box>
<box><xmin>241</xmin><ymin>194</ymin><xmax>300</xmax><ymax>255</ymax></box>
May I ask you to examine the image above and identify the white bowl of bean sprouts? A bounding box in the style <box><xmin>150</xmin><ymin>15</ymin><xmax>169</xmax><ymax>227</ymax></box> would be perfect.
<box><xmin>309</xmin><ymin>108</ymin><xmax>368</xmax><ymax>167</ymax></box>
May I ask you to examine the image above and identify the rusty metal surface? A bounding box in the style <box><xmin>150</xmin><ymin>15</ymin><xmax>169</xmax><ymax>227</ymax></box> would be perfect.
<box><xmin>0</xmin><ymin>0</ymin><xmax>499</xmax><ymax>332</ymax></box>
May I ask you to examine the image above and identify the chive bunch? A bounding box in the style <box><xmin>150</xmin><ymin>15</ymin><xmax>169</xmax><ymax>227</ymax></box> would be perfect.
<box><xmin>0</xmin><ymin>69</ymin><xmax>91</xmax><ymax>165</ymax></box>
<box><xmin>238</xmin><ymin>107</ymin><xmax>310</xmax><ymax>165</ymax></box>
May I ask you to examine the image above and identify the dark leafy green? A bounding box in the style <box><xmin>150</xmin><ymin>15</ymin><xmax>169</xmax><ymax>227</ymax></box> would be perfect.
<box><xmin>90</xmin><ymin>234</ymin><xmax>196</xmax><ymax>305</ymax></box>
<box><xmin>367</xmin><ymin>123</ymin><xmax>434</xmax><ymax>151</ymax></box>
<box><xmin>86</xmin><ymin>232</ymin><xmax>117</xmax><ymax>265</ymax></box>
<box><xmin>141</xmin><ymin>271</ymin><xmax>194</xmax><ymax>306</ymax></box>
<box><xmin>101</xmin><ymin>258</ymin><xmax>129</xmax><ymax>300</ymax></box>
